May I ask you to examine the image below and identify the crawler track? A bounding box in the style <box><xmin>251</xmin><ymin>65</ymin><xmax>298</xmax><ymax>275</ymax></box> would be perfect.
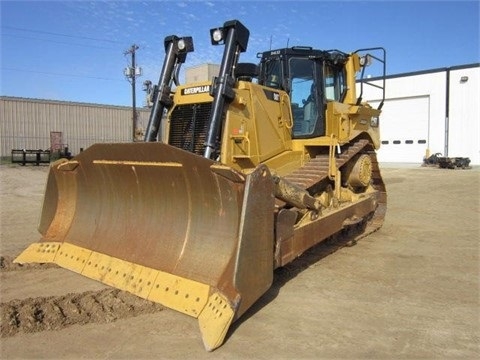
<box><xmin>285</xmin><ymin>138</ymin><xmax>387</xmax><ymax>239</ymax></box>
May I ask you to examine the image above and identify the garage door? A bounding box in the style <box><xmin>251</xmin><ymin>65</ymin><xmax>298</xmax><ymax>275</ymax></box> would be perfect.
<box><xmin>371</xmin><ymin>96</ymin><xmax>430</xmax><ymax>163</ymax></box>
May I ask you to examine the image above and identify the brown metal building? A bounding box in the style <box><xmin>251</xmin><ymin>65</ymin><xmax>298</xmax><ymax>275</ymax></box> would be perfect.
<box><xmin>0</xmin><ymin>96</ymin><xmax>150</xmax><ymax>158</ymax></box>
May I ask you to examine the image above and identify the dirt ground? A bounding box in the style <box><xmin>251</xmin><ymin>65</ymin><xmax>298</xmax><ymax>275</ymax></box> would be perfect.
<box><xmin>0</xmin><ymin>163</ymin><xmax>479</xmax><ymax>359</ymax></box>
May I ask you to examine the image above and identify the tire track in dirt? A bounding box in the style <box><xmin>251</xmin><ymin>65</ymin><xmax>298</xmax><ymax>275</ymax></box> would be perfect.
<box><xmin>0</xmin><ymin>255</ymin><xmax>58</xmax><ymax>272</ymax></box>
<box><xmin>1</xmin><ymin>288</ymin><xmax>165</xmax><ymax>337</ymax></box>
<box><xmin>1</xmin><ymin>255</ymin><xmax>165</xmax><ymax>337</ymax></box>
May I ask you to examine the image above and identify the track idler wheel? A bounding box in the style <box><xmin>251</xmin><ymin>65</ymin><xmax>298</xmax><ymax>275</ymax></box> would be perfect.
<box><xmin>343</xmin><ymin>154</ymin><xmax>373</xmax><ymax>190</ymax></box>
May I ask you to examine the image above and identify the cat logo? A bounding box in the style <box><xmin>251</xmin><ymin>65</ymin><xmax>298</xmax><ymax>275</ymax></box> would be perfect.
<box><xmin>182</xmin><ymin>85</ymin><xmax>211</xmax><ymax>95</ymax></box>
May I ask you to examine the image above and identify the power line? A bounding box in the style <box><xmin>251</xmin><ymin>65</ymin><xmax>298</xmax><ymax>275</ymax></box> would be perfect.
<box><xmin>1</xmin><ymin>67</ymin><xmax>123</xmax><ymax>81</ymax></box>
<box><xmin>1</xmin><ymin>33</ymin><xmax>118</xmax><ymax>50</ymax></box>
<box><xmin>1</xmin><ymin>25</ymin><xmax>122</xmax><ymax>44</ymax></box>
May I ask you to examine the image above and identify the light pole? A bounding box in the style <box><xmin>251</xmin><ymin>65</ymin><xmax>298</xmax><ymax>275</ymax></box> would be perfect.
<box><xmin>124</xmin><ymin>44</ymin><xmax>142</xmax><ymax>141</ymax></box>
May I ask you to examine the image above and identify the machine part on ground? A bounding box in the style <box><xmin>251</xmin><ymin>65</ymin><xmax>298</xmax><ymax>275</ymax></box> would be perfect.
<box><xmin>422</xmin><ymin>152</ymin><xmax>471</xmax><ymax>169</ymax></box>
<box><xmin>437</xmin><ymin>156</ymin><xmax>471</xmax><ymax>169</ymax></box>
<box><xmin>423</xmin><ymin>152</ymin><xmax>443</xmax><ymax>166</ymax></box>
<box><xmin>15</xmin><ymin>19</ymin><xmax>387</xmax><ymax>351</ymax></box>
<box><xmin>11</xmin><ymin>149</ymin><xmax>51</xmax><ymax>166</ymax></box>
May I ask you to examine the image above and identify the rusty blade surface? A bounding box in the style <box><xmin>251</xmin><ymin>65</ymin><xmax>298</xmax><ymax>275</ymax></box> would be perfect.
<box><xmin>39</xmin><ymin>143</ymin><xmax>249</xmax><ymax>286</ymax></box>
<box><xmin>16</xmin><ymin>142</ymin><xmax>276</xmax><ymax>350</ymax></box>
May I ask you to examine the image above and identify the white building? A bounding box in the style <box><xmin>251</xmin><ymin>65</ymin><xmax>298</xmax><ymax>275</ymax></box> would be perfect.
<box><xmin>361</xmin><ymin>63</ymin><xmax>479</xmax><ymax>165</ymax></box>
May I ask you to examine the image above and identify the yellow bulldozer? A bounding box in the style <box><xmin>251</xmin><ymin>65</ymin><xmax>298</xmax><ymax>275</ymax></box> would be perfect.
<box><xmin>15</xmin><ymin>20</ymin><xmax>387</xmax><ymax>351</ymax></box>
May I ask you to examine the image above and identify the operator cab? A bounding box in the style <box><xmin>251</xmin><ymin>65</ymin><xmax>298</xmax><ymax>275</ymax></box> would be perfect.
<box><xmin>258</xmin><ymin>47</ymin><xmax>348</xmax><ymax>139</ymax></box>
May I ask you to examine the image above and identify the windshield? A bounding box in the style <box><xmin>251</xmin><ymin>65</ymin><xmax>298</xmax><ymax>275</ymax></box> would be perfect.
<box><xmin>289</xmin><ymin>57</ymin><xmax>318</xmax><ymax>137</ymax></box>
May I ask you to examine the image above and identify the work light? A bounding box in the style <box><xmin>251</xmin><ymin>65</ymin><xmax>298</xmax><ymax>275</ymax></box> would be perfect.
<box><xmin>210</xmin><ymin>28</ymin><xmax>224</xmax><ymax>45</ymax></box>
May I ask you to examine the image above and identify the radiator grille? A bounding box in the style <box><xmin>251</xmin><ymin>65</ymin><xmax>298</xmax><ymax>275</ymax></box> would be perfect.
<box><xmin>168</xmin><ymin>103</ymin><xmax>211</xmax><ymax>156</ymax></box>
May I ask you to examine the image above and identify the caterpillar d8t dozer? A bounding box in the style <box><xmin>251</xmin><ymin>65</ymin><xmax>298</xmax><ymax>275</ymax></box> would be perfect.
<box><xmin>15</xmin><ymin>20</ymin><xmax>387</xmax><ymax>351</ymax></box>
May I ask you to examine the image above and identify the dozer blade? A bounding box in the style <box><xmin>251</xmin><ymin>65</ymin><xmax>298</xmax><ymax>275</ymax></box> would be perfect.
<box><xmin>15</xmin><ymin>142</ymin><xmax>275</xmax><ymax>351</ymax></box>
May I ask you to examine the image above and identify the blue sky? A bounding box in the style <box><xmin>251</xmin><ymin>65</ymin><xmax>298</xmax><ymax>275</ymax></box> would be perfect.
<box><xmin>1</xmin><ymin>0</ymin><xmax>479</xmax><ymax>106</ymax></box>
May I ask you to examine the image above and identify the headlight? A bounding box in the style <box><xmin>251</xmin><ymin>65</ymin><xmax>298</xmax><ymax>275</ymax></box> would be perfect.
<box><xmin>359</xmin><ymin>54</ymin><xmax>372</xmax><ymax>67</ymax></box>
<box><xmin>210</xmin><ymin>28</ymin><xmax>224</xmax><ymax>45</ymax></box>
<box><xmin>177</xmin><ymin>39</ymin><xmax>185</xmax><ymax>50</ymax></box>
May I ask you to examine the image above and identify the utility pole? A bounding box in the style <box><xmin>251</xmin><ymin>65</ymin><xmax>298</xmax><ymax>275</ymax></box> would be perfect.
<box><xmin>124</xmin><ymin>44</ymin><xmax>142</xmax><ymax>141</ymax></box>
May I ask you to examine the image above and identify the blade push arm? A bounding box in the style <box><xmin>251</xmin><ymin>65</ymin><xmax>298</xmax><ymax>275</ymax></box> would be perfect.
<box><xmin>203</xmin><ymin>20</ymin><xmax>249</xmax><ymax>159</ymax></box>
<box><xmin>144</xmin><ymin>36</ymin><xmax>194</xmax><ymax>142</ymax></box>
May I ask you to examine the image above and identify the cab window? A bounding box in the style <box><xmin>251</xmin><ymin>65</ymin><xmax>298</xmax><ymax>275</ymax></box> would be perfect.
<box><xmin>289</xmin><ymin>58</ymin><xmax>318</xmax><ymax>137</ymax></box>
<box><xmin>324</xmin><ymin>64</ymin><xmax>346</xmax><ymax>102</ymax></box>
<box><xmin>263</xmin><ymin>59</ymin><xmax>282</xmax><ymax>89</ymax></box>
